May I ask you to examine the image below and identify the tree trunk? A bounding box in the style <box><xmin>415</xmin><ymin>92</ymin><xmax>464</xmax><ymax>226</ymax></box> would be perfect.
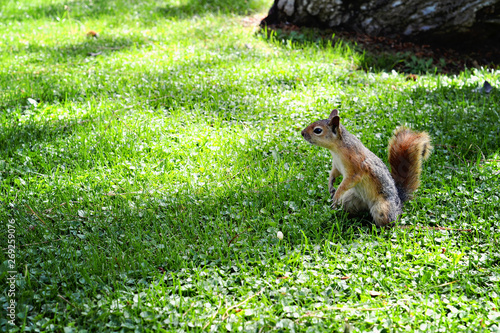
<box><xmin>261</xmin><ymin>0</ymin><xmax>500</xmax><ymax>46</ymax></box>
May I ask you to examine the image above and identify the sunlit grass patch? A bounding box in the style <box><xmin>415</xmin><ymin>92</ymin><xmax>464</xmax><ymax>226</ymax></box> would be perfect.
<box><xmin>1</xmin><ymin>0</ymin><xmax>500</xmax><ymax>331</ymax></box>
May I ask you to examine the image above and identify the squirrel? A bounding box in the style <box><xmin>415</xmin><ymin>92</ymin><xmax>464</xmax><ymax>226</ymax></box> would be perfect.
<box><xmin>301</xmin><ymin>109</ymin><xmax>432</xmax><ymax>228</ymax></box>
<box><xmin>86</xmin><ymin>30</ymin><xmax>99</xmax><ymax>38</ymax></box>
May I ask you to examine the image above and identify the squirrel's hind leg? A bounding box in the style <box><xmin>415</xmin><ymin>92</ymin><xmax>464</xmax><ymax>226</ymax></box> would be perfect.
<box><xmin>338</xmin><ymin>188</ymin><xmax>368</xmax><ymax>213</ymax></box>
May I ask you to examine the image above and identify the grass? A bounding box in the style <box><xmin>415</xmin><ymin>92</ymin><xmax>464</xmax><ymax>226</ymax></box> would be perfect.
<box><xmin>1</xmin><ymin>0</ymin><xmax>500</xmax><ymax>331</ymax></box>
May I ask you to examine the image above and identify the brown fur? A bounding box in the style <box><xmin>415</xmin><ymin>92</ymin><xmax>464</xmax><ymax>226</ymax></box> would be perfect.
<box><xmin>388</xmin><ymin>127</ymin><xmax>432</xmax><ymax>201</ymax></box>
<box><xmin>333</xmin><ymin>145</ymin><xmax>394</xmax><ymax>226</ymax></box>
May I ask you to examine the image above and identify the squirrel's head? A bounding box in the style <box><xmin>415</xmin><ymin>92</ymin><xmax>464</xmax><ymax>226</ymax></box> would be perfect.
<box><xmin>301</xmin><ymin>109</ymin><xmax>342</xmax><ymax>150</ymax></box>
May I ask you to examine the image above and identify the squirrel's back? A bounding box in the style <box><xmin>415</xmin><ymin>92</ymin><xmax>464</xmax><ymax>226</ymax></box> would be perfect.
<box><xmin>388</xmin><ymin>127</ymin><xmax>432</xmax><ymax>203</ymax></box>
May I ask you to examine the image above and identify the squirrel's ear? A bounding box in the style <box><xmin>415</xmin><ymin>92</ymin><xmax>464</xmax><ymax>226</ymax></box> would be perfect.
<box><xmin>329</xmin><ymin>115</ymin><xmax>340</xmax><ymax>127</ymax></box>
<box><xmin>328</xmin><ymin>109</ymin><xmax>339</xmax><ymax>120</ymax></box>
<box><xmin>328</xmin><ymin>115</ymin><xmax>341</xmax><ymax>136</ymax></box>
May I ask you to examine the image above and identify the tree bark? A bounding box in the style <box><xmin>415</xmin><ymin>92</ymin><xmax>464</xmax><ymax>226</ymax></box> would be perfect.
<box><xmin>261</xmin><ymin>0</ymin><xmax>500</xmax><ymax>46</ymax></box>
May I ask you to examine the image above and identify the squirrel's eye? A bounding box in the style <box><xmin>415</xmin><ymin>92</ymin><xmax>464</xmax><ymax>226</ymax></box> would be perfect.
<box><xmin>313</xmin><ymin>128</ymin><xmax>323</xmax><ymax>134</ymax></box>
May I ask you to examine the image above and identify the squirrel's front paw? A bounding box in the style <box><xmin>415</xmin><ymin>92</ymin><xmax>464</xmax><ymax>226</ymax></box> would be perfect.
<box><xmin>329</xmin><ymin>187</ymin><xmax>336</xmax><ymax>199</ymax></box>
<box><xmin>331</xmin><ymin>198</ymin><xmax>340</xmax><ymax>209</ymax></box>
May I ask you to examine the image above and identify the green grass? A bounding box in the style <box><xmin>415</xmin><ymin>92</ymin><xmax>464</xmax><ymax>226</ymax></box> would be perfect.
<box><xmin>1</xmin><ymin>0</ymin><xmax>500</xmax><ymax>331</ymax></box>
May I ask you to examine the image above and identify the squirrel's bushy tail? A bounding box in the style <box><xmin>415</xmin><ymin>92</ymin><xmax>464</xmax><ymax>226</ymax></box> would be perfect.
<box><xmin>388</xmin><ymin>127</ymin><xmax>432</xmax><ymax>203</ymax></box>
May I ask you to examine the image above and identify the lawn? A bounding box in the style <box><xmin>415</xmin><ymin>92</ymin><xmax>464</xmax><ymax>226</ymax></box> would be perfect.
<box><xmin>1</xmin><ymin>0</ymin><xmax>500</xmax><ymax>331</ymax></box>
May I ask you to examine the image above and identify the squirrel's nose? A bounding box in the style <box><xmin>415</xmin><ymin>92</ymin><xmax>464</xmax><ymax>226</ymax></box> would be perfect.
<box><xmin>301</xmin><ymin>129</ymin><xmax>305</xmax><ymax>137</ymax></box>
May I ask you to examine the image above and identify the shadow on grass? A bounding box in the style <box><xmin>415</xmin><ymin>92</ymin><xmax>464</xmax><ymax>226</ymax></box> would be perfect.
<box><xmin>16</xmin><ymin>34</ymin><xmax>143</xmax><ymax>64</ymax></box>
<box><xmin>1</xmin><ymin>0</ymin><xmax>265</xmax><ymax>23</ymax></box>
<box><xmin>0</xmin><ymin>35</ymin><xmax>150</xmax><ymax>110</ymax></box>
<box><xmin>258</xmin><ymin>25</ymin><xmax>500</xmax><ymax>74</ymax></box>
<box><xmin>1</xmin><ymin>0</ymin><xmax>111</xmax><ymax>22</ymax></box>
<box><xmin>139</xmin><ymin>174</ymin><xmax>371</xmax><ymax>270</ymax></box>
<box><xmin>9</xmin><ymin>167</ymin><xmax>374</xmax><ymax>326</ymax></box>
<box><xmin>407</xmin><ymin>85</ymin><xmax>500</xmax><ymax>158</ymax></box>
<box><xmin>156</xmin><ymin>0</ymin><xmax>265</xmax><ymax>18</ymax></box>
<box><xmin>1</xmin><ymin>0</ymin><xmax>151</xmax><ymax>22</ymax></box>
<box><xmin>0</xmin><ymin>48</ymin><xmax>259</xmax><ymax>111</ymax></box>
<box><xmin>0</xmin><ymin>0</ymin><xmax>70</xmax><ymax>22</ymax></box>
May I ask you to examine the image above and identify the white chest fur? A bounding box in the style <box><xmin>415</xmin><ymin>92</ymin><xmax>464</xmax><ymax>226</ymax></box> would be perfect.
<box><xmin>330</xmin><ymin>151</ymin><xmax>346</xmax><ymax>176</ymax></box>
